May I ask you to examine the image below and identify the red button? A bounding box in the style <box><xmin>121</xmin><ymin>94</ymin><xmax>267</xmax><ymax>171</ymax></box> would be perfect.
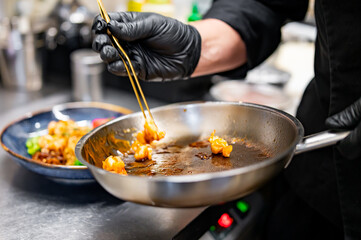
<box><xmin>218</xmin><ymin>213</ymin><xmax>233</xmax><ymax>228</ymax></box>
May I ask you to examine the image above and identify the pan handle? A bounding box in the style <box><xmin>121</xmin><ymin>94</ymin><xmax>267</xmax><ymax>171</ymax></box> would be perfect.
<box><xmin>294</xmin><ymin>130</ymin><xmax>350</xmax><ymax>155</ymax></box>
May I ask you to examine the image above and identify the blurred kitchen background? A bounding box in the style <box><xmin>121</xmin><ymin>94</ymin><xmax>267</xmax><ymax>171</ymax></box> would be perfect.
<box><xmin>0</xmin><ymin>0</ymin><xmax>316</xmax><ymax>116</ymax></box>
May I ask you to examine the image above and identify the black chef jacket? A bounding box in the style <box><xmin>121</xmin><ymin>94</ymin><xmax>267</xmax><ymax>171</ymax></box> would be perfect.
<box><xmin>205</xmin><ymin>0</ymin><xmax>361</xmax><ymax>239</ymax></box>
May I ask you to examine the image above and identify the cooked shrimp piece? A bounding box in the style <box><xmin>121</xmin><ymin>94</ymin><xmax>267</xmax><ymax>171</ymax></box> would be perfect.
<box><xmin>130</xmin><ymin>140</ymin><xmax>142</xmax><ymax>153</ymax></box>
<box><xmin>129</xmin><ymin>118</ymin><xmax>165</xmax><ymax>161</ymax></box>
<box><xmin>47</xmin><ymin>121</ymin><xmax>58</xmax><ymax>135</ymax></box>
<box><xmin>143</xmin><ymin>118</ymin><xmax>165</xmax><ymax>143</ymax></box>
<box><xmin>222</xmin><ymin>145</ymin><xmax>233</xmax><ymax>158</ymax></box>
<box><xmin>48</xmin><ymin>120</ymin><xmax>71</xmax><ymax>136</ymax></box>
<box><xmin>38</xmin><ymin>135</ymin><xmax>67</xmax><ymax>152</ymax></box>
<box><xmin>134</xmin><ymin>144</ymin><xmax>152</xmax><ymax>161</ymax></box>
<box><xmin>135</xmin><ymin>131</ymin><xmax>147</xmax><ymax>145</ymax></box>
<box><xmin>208</xmin><ymin>130</ymin><xmax>233</xmax><ymax>157</ymax></box>
<box><xmin>102</xmin><ymin>156</ymin><xmax>127</xmax><ymax>175</ymax></box>
<box><xmin>130</xmin><ymin>139</ymin><xmax>152</xmax><ymax>161</ymax></box>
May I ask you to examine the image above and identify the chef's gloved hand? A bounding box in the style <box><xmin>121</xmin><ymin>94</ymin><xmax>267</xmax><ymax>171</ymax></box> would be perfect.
<box><xmin>92</xmin><ymin>12</ymin><xmax>202</xmax><ymax>81</ymax></box>
<box><xmin>326</xmin><ymin>98</ymin><xmax>361</xmax><ymax>160</ymax></box>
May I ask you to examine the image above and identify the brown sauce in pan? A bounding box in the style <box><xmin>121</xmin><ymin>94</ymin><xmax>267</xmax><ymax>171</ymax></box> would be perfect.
<box><xmin>120</xmin><ymin>138</ymin><xmax>271</xmax><ymax>176</ymax></box>
<box><xmin>83</xmin><ymin>133</ymin><xmax>272</xmax><ymax>176</ymax></box>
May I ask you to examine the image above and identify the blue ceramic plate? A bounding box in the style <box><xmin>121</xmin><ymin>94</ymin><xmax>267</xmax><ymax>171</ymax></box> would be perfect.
<box><xmin>0</xmin><ymin>102</ymin><xmax>132</xmax><ymax>183</ymax></box>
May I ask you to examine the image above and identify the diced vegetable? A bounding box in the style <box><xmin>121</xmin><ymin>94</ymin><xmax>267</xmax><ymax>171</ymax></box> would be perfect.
<box><xmin>74</xmin><ymin>159</ymin><xmax>84</xmax><ymax>166</ymax></box>
<box><xmin>26</xmin><ymin>136</ymin><xmax>41</xmax><ymax>156</ymax></box>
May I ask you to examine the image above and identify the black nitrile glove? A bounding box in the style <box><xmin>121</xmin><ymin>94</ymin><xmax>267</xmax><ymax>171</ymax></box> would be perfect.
<box><xmin>92</xmin><ymin>12</ymin><xmax>202</xmax><ymax>81</ymax></box>
<box><xmin>326</xmin><ymin>98</ymin><xmax>361</xmax><ymax>160</ymax></box>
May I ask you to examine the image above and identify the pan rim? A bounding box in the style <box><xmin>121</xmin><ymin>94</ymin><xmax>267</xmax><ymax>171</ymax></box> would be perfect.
<box><xmin>76</xmin><ymin>101</ymin><xmax>304</xmax><ymax>182</ymax></box>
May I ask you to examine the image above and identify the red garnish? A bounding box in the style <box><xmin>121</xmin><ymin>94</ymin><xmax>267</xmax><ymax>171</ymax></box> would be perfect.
<box><xmin>92</xmin><ymin>117</ymin><xmax>114</xmax><ymax>128</ymax></box>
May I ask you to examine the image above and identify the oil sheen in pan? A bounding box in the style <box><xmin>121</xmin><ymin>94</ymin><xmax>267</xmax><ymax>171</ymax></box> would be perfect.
<box><xmin>123</xmin><ymin>137</ymin><xmax>272</xmax><ymax>176</ymax></box>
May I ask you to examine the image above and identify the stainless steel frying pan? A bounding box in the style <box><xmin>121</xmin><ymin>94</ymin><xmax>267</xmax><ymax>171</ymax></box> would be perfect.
<box><xmin>75</xmin><ymin>102</ymin><xmax>349</xmax><ymax>207</ymax></box>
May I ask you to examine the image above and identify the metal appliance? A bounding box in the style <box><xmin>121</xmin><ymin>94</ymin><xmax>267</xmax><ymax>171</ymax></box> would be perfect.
<box><xmin>0</xmin><ymin>16</ymin><xmax>46</xmax><ymax>91</ymax></box>
<box><xmin>0</xmin><ymin>0</ymin><xmax>58</xmax><ymax>91</ymax></box>
<box><xmin>174</xmin><ymin>191</ymin><xmax>266</xmax><ymax>240</ymax></box>
<box><xmin>43</xmin><ymin>0</ymin><xmax>95</xmax><ymax>82</ymax></box>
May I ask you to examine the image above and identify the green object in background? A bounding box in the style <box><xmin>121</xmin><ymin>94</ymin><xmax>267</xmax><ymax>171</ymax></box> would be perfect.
<box><xmin>74</xmin><ymin>159</ymin><xmax>84</xmax><ymax>166</ymax></box>
<box><xmin>188</xmin><ymin>1</ymin><xmax>202</xmax><ymax>22</ymax></box>
<box><xmin>236</xmin><ymin>200</ymin><xmax>250</xmax><ymax>213</ymax></box>
<box><xmin>26</xmin><ymin>136</ymin><xmax>41</xmax><ymax>156</ymax></box>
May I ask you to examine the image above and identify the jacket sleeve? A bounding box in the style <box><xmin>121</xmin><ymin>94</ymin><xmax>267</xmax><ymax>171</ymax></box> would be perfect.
<box><xmin>203</xmin><ymin>0</ymin><xmax>308</xmax><ymax>75</ymax></box>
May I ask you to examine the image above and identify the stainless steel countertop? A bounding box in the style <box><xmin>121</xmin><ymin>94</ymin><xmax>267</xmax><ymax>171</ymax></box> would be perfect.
<box><xmin>0</xmin><ymin>84</ymin><xmax>205</xmax><ymax>240</ymax></box>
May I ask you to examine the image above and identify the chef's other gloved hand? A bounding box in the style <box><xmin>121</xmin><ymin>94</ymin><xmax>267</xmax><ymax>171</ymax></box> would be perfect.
<box><xmin>326</xmin><ymin>98</ymin><xmax>361</xmax><ymax>160</ymax></box>
<box><xmin>92</xmin><ymin>12</ymin><xmax>202</xmax><ymax>81</ymax></box>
